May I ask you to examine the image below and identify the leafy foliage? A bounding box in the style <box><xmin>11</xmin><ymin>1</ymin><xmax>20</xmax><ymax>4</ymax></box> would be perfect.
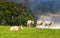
<box><xmin>0</xmin><ymin>0</ymin><xmax>36</xmax><ymax>26</ymax></box>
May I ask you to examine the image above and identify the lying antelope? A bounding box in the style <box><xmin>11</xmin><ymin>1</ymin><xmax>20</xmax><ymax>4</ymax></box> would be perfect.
<box><xmin>10</xmin><ymin>25</ymin><xmax>23</xmax><ymax>31</ymax></box>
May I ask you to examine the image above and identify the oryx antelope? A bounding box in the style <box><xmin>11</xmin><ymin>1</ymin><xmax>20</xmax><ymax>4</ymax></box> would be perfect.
<box><xmin>27</xmin><ymin>20</ymin><xmax>34</xmax><ymax>28</ymax></box>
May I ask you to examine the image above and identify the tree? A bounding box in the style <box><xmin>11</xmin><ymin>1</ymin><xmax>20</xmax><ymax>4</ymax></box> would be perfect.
<box><xmin>0</xmin><ymin>0</ymin><xmax>36</xmax><ymax>26</ymax></box>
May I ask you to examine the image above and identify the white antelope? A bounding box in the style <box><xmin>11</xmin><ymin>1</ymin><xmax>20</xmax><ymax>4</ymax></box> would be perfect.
<box><xmin>37</xmin><ymin>21</ymin><xmax>43</xmax><ymax>25</ymax></box>
<box><xmin>44</xmin><ymin>21</ymin><xmax>53</xmax><ymax>28</ymax></box>
<box><xmin>10</xmin><ymin>25</ymin><xmax>23</xmax><ymax>31</ymax></box>
<box><xmin>27</xmin><ymin>20</ymin><xmax>34</xmax><ymax>28</ymax></box>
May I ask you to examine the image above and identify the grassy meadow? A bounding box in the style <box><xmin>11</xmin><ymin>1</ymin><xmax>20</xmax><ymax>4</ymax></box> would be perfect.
<box><xmin>0</xmin><ymin>26</ymin><xmax>60</xmax><ymax>38</ymax></box>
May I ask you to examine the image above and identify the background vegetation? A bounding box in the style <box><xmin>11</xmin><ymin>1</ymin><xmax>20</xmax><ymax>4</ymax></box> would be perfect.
<box><xmin>0</xmin><ymin>0</ymin><xmax>36</xmax><ymax>26</ymax></box>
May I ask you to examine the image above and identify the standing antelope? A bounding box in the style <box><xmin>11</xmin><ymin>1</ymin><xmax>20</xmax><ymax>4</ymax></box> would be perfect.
<box><xmin>36</xmin><ymin>21</ymin><xmax>43</xmax><ymax>28</ymax></box>
<box><xmin>45</xmin><ymin>21</ymin><xmax>53</xmax><ymax>28</ymax></box>
<box><xmin>27</xmin><ymin>20</ymin><xmax>34</xmax><ymax>28</ymax></box>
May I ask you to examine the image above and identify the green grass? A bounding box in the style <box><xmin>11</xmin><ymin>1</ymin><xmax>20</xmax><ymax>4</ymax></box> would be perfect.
<box><xmin>0</xmin><ymin>26</ymin><xmax>60</xmax><ymax>38</ymax></box>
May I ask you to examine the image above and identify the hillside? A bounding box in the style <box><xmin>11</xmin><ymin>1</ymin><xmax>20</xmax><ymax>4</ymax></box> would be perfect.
<box><xmin>0</xmin><ymin>0</ymin><xmax>36</xmax><ymax>26</ymax></box>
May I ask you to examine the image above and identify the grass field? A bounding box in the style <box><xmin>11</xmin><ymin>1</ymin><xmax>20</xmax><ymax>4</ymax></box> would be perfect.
<box><xmin>0</xmin><ymin>26</ymin><xmax>60</xmax><ymax>38</ymax></box>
